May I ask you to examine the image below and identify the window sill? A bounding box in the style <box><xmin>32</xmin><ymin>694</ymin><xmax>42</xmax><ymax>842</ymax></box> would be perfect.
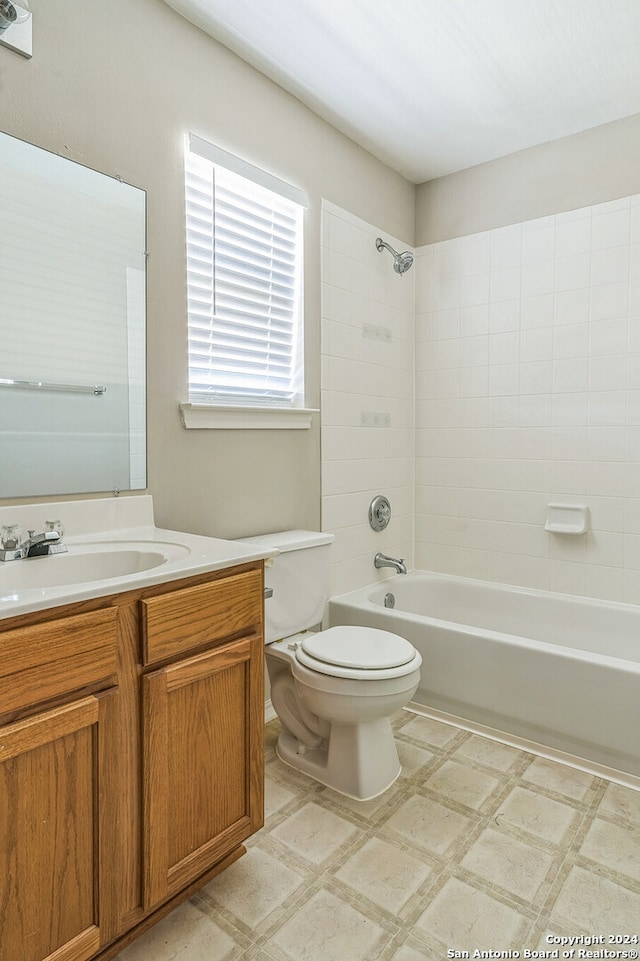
<box><xmin>179</xmin><ymin>403</ymin><xmax>318</xmax><ymax>430</ymax></box>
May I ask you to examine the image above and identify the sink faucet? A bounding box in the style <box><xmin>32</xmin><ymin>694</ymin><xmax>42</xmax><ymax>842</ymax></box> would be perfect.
<box><xmin>374</xmin><ymin>552</ymin><xmax>407</xmax><ymax>575</ymax></box>
<box><xmin>23</xmin><ymin>530</ymin><xmax>67</xmax><ymax>558</ymax></box>
<box><xmin>0</xmin><ymin>527</ymin><xmax>67</xmax><ymax>562</ymax></box>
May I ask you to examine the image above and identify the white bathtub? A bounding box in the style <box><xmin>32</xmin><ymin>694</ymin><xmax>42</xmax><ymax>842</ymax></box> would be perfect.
<box><xmin>327</xmin><ymin>572</ymin><xmax>640</xmax><ymax>779</ymax></box>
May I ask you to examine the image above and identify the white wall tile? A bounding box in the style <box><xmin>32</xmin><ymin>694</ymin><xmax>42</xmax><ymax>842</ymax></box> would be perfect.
<box><xmin>490</xmin><ymin>225</ymin><xmax>522</xmax><ymax>271</ymax></box>
<box><xmin>321</xmin><ymin>201</ymin><xmax>414</xmax><ymax>594</ymax></box>
<box><xmin>459</xmin><ymin>335</ymin><xmax>489</xmax><ymax>367</ymax></box>
<box><xmin>590</xmin><ymin>282</ymin><xmax>630</xmax><ymax>322</ymax></box>
<box><xmin>589</xmin><ymin>317</ymin><xmax>628</xmax><ymax>356</ymax></box>
<box><xmin>552</xmin><ymin>358</ymin><xmax>588</xmax><ymax>394</ymax></box>
<box><xmin>521</xmin><ymin>328</ymin><xmax>553</xmax><ymax>362</ymax></box>
<box><xmin>519</xmin><ymin>361</ymin><xmax>553</xmax><ymax>395</ymax></box>
<box><xmin>489</xmin><ymin>364</ymin><xmax>518</xmax><ymax>396</ymax></box>
<box><xmin>522</xmin><ymin>260</ymin><xmax>555</xmax><ymax>297</ymax></box>
<box><xmin>519</xmin><ymin>394</ymin><xmax>552</xmax><ymax>427</ymax></box>
<box><xmin>490</xmin><ymin>299</ymin><xmax>521</xmax><ymax>332</ymax></box>
<box><xmin>460</xmin><ymin>271</ymin><xmax>490</xmax><ymax>306</ymax></box>
<box><xmin>592</xmin><ymin>208</ymin><xmax>631</xmax><ymax>250</ymax></box>
<box><xmin>460</xmin><ymin>233</ymin><xmax>490</xmax><ymax>275</ymax></box>
<box><xmin>490</xmin><ymin>266</ymin><xmax>522</xmax><ymax>302</ymax></box>
<box><xmin>591</xmin><ymin>247</ymin><xmax>630</xmax><ymax>286</ymax></box>
<box><xmin>554</xmin><ymin>254</ymin><xmax>590</xmax><ymax>292</ymax></box>
<box><xmin>587</xmin><ymin>391</ymin><xmax>627</xmax><ymax>427</ymax></box>
<box><xmin>588</xmin><ymin>355</ymin><xmax>627</xmax><ymax>392</ymax></box>
<box><xmin>553</xmin><ymin>324</ymin><xmax>589</xmax><ymax>359</ymax></box>
<box><xmin>459</xmin><ymin>366</ymin><xmax>489</xmax><ymax>397</ymax></box>
<box><xmin>489</xmin><ymin>395</ymin><xmax>521</xmax><ymax>427</ymax></box>
<box><xmin>522</xmin><ymin>226</ymin><xmax>555</xmax><ymax>264</ymax></box>
<box><xmin>323</xmin><ymin>194</ymin><xmax>640</xmax><ymax>603</ymax></box>
<box><xmin>582</xmin><ymin>564</ymin><xmax>625</xmax><ymax>601</ymax></box>
<box><xmin>551</xmin><ymin>392</ymin><xmax>588</xmax><ymax>427</ymax></box>
<box><xmin>589</xmin><ymin>495</ymin><xmax>624</xmax><ymax>532</ymax></box>
<box><xmin>550</xmin><ymin>427</ymin><xmax>588</xmax><ymax>460</ymax></box>
<box><xmin>520</xmin><ymin>293</ymin><xmax>554</xmax><ymax>329</ymax></box>
<box><xmin>555</xmin><ymin>217</ymin><xmax>592</xmax><ymax>258</ymax></box>
<box><xmin>435</xmin><ymin>238</ymin><xmax>462</xmax><ymax>279</ymax></box>
<box><xmin>554</xmin><ymin>288</ymin><xmax>590</xmax><ymax>325</ymax></box>
<box><xmin>489</xmin><ymin>331</ymin><xmax>519</xmax><ymax>365</ymax></box>
<box><xmin>460</xmin><ymin>303</ymin><xmax>490</xmax><ymax>337</ymax></box>
<box><xmin>433</xmin><ymin>275</ymin><xmax>461</xmax><ymax>310</ymax></box>
<box><xmin>414</xmin><ymin>192</ymin><xmax>640</xmax><ymax>600</ymax></box>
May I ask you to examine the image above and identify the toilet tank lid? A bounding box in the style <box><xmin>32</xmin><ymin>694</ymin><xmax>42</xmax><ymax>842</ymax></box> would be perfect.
<box><xmin>237</xmin><ymin>529</ymin><xmax>335</xmax><ymax>553</ymax></box>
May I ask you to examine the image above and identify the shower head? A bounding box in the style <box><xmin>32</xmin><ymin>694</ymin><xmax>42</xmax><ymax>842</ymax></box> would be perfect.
<box><xmin>394</xmin><ymin>250</ymin><xmax>414</xmax><ymax>275</ymax></box>
<box><xmin>376</xmin><ymin>237</ymin><xmax>414</xmax><ymax>275</ymax></box>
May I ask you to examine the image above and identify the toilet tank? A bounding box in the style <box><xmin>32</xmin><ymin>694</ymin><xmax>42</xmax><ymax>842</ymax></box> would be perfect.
<box><xmin>238</xmin><ymin>530</ymin><xmax>335</xmax><ymax>643</ymax></box>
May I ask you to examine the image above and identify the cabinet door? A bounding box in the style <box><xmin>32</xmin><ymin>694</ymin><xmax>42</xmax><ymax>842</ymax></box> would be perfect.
<box><xmin>0</xmin><ymin>695</ymin><xmax>110</xmax><ymax>961</ymax></box>
<box><xmin>142</xmin><ymin>633</ymin><xmax>264</xmax><ymax>909</ymax></box>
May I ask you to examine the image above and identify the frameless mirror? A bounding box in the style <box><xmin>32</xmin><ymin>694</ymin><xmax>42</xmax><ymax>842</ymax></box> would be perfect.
<box><xmin>0</xmin><ymin>131</ymin><xmax>146</xmax><ymax>498</ymax></box>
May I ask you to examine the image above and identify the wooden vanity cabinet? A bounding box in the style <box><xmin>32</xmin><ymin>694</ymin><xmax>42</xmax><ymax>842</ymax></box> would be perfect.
<box><xmin>0</xmin><ymin>560</ymin><xmax>265</xmax><ymax>961</ymax></box>
<box><xmin>140</xmin><ymin>568</ymin><xmax>264</xmax><ymax>910</ymax></box>
<box><xmin>0</xmin><ymin>609</ymin><xmax>119</xmax><ymax>961</ymax></box>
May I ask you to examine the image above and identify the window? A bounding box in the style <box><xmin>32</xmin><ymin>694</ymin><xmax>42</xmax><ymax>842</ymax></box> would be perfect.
<box><xmin>184</xmin><ymin>135</ymin><xmax>307</xmax><ymax>418</ymax></box>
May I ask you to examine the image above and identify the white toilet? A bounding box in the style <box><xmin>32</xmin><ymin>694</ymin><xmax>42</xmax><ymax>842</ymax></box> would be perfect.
<box><xmin>242</xmin><ymin>530</ymin><xmax>422</xmax><ymax>800</ymax></box>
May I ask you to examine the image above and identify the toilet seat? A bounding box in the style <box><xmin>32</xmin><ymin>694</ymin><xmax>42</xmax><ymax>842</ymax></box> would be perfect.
<box><xmin>295</xmin><ymin>625</ymin><xmax>420</xmax><ymax>680</ymax></box>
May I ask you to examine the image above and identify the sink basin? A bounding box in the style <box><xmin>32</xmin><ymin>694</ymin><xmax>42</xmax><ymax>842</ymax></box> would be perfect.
<box><xmin>0</xmin><ymin>540</ymin><xmax>191</xmax><ymax>592</ymax></box>
<box><xmin>0</xmin><ymin>496</ymin><xmax>277</xmax><ymax>620</ymax></box>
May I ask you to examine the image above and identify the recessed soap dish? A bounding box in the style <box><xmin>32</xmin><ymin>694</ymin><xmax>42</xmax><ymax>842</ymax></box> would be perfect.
<box><xmin>544</xmin><ymin>503</ymin><xmax>588</xmax><ymax>534</ymax></box>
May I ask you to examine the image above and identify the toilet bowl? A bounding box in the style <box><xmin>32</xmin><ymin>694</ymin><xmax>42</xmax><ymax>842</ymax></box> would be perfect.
<box><xmin>239</xmin><ymin>531</ymin><xmax>422</xmax><ymax>801</ymax></box>
<box><xmin>267</xmin><ymin>626</ymin><xmax>421</xmax><ymax>799</ymax></box>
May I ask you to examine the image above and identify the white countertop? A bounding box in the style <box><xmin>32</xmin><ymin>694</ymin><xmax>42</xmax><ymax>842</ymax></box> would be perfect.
<box><xmin>0</xmin><ymin>496</ymin><xmax>276</xmax><ymax>620</ymax></box>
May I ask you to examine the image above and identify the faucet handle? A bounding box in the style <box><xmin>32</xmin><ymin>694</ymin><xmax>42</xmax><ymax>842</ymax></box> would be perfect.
<box><xmin>45</xmin><ymin>519</ymin><xmax>65</xmax><ymax>539</ymax></box>
<box><xmin>1</xmin><ymin>524</ymin><xmax>22</xmax><ymax>549</ymax></box>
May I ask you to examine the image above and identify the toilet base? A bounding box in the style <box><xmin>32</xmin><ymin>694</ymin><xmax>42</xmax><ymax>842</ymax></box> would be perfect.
<box><xmin>275</xmin><ymin>716</ymin><xmax>402</xmax><ymax>801</ymax></box>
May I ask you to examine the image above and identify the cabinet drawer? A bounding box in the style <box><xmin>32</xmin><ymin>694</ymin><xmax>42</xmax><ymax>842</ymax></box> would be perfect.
<box><xmin>141</xmin><ymin>568</ymin><xmax>263</xmax><ymax>666</ymax></box>
<box><xmin>0</xmin><ymin>608</ymin><xmax>118</xmax><ymax>716</ymax></box>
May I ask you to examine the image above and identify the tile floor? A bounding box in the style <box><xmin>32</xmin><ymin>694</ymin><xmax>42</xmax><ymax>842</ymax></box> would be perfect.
<box><xmin>117</xmin><ymin>711</ymin><xmax>640</xmax><ymax>961</ymax></box>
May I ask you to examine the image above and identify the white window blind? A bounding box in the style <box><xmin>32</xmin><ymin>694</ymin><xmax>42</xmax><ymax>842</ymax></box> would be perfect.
<box><xmin>185</xmin><ymin>136</ymin><xmax>306</xmax><ymax>408</ymax></box>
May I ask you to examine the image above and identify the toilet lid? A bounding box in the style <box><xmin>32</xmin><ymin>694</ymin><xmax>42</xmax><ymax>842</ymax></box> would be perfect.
<box><xmin>300</xmin><ymin>625</ymin><xmax>416</xmax><ymax>671</ymax></box>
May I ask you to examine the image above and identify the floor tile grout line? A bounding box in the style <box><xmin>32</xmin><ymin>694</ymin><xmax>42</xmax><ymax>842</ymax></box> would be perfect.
<box><xmin>117</xmin><ymin>715</ymin><xmax>640</xmax><ymax>961</ymax></box>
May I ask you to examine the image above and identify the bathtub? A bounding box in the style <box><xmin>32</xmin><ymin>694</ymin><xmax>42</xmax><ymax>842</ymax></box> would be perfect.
<box><xmin>327</xmin><ymin>572</ymin><xmax>640</xmax><ymax>779</ymax></box>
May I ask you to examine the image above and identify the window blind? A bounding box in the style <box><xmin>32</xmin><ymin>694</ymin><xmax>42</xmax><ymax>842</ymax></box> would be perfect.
<box><xmin>185</xmin><ymin>139</ymin><xmax>305</xmax><ymax>408</ymax></box>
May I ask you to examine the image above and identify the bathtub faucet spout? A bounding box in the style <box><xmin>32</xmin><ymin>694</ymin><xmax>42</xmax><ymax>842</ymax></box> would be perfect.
<box><xmin>374</xmin><ymin>552</ymin><xmax>407</xmax><ymax>575</ymax></box>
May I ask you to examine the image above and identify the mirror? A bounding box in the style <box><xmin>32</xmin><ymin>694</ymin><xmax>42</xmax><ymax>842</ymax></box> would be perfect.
<box><xmin>0</xmin><ymin>131</ymin><xmax>146</xmax><ymax>498</ymax></box>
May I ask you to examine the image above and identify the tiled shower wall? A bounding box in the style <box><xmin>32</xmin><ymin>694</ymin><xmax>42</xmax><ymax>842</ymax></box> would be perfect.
<box><xmin>415</xmin><ymin>194</ymin><xmax>640</xmax><ymax>602</ymax></box>
<box><xmin>321</xmin><ymin>201</ymin><xmax>414</xmax><ymax>595</ymax></box>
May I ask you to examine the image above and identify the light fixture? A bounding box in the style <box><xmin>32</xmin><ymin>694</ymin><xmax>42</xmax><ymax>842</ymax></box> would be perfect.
<box><xmin>0</xmin><ymin>0</ymin><xmax>28</xmax><ymax>29</ymax></box>
<box><xmin>0</xmin><ymin>0</ymin><xmax>31</xmax><ymax>58</ymax></box>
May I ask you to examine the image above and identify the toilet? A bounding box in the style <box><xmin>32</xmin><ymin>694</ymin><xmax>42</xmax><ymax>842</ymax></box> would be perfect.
<box><xmin>241</xmin><ymin>530</ymin><xmax>422</xmax><ymax>800</ymax></box>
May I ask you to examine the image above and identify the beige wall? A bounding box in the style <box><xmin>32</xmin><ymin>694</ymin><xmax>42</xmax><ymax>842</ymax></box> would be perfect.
<box><xmin>416</xmin><ymin>113</ymin><xmax>640</xmax><ymax>246</ymax></box>
<box><xmin>0</xmin><ymin>0</ymin><xmax>415</xmax><ymax>537</ymax></box>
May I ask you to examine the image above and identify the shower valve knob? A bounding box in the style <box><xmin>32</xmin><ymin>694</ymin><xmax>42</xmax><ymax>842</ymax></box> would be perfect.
<box><xmin>369</xmin><ymin>494</ymin><xmax>392</xmax><ymax>531</ymax></box>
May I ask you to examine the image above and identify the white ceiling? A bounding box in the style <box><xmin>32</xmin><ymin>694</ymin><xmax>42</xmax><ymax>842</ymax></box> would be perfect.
<box><xmin>163</xmin><ymin>0</ymin><xmax>640</xmax><ymax>184</ymax></box>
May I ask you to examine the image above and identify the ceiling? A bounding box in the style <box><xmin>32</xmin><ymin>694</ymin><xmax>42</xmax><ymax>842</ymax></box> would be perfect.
<box><xmin>163</xmin><ymin>0</ymin><xmax>640</xmax><ymax>184</ymax></box>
